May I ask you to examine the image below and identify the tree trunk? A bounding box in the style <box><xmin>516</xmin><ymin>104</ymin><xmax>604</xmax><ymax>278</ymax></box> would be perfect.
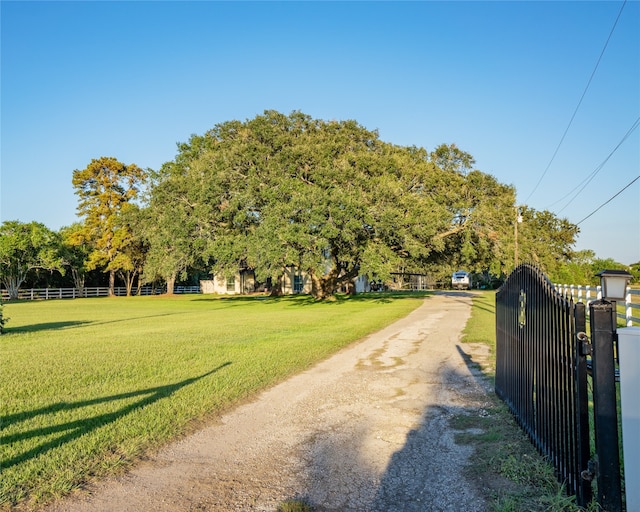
<box><xmin>310</xmin><ymin>273</ymin><xmax>327</xmax><ymax>300</ymax></box>
<box><xmin>310</xmin><ymin>272</ymin><xmax>339</xmax><ymax>301</ymax></box>
<box><xmin>71</xmin><ymin>268</ymin><xmax>85</xmax><ymax>297</ymax></box>
<box><xmin>310</xmin><ymin>273</ymin><xmax>320</xmax><ymax>299</ymax></box>
<box><xmin>269</xmin><ymin>274</ymin><xmax>284</xmax><ymax>296</ymax></box>
<box><xmin>125</xmin><ymin>271</ymin><xmax>133</xmax><ymax>297</ymax></box>
<box><xmin>310</xmin><ymin>263</ymin><xmax>361</xmax><ymax>300</ymax></box>
<box><xmin>166</xmin><ymin>274</ymin><xmax>176</xmax><ymax>295</ymax></box>
<box><xmin>3</xmin><ymin>273</ymin><xmax>26</xmax><ymax>300</ymax></box>
<box><xmin>108</xmin><ymin>270</ymin><xmax>116</xmax><ymax>296</ymax></box>
<box><xmin>6</xmin><ymin>280</ymin><xmax>20</xmax><ymax>300</ymax></box>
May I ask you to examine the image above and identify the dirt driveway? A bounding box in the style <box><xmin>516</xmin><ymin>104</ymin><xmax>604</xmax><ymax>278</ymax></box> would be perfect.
<box><xmin>45</xmin><ymin>292</ymin><xmax>493</xmax><ymax>512</ymax></box>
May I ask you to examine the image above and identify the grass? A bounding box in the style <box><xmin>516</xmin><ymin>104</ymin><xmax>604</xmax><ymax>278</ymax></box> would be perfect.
<box><xmin>460</xmin><ymin>290</ymin><xmax>497</xmax><ymax>375</ymax></box>
<box><xmin>0</xmin><ymin>292</ymin><xmax>425</xmax><ymax>509</ymax></box>
<box><xmin>277</xmin><ymin>499</ymin><xmax>313</xmax><ymax>512</ymax></box>
<box><xmin>458</xmin><ymin>291</ymin><xmax>598</xmax><ymax>512</ymax></box>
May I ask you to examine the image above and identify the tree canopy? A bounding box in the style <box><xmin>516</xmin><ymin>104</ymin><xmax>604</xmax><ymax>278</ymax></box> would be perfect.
<box><xmin>72</xmin><ymin>156</ymin><xmax>147</xmax><ymax>296</ymax></box>
<box><xmin>516</xmin><ymin>206</ymin><xmax>580</xmax><ymax>278</ymax></box>
<box><xmin>130</xmin><ymin>163</ymin><xmax>206</xmax><ymax>294</ymax></box>
<box><xmin>59</xmin><ymin>222</ymin><xmax>92</xmax><ymax>294</ymax></box>
<box><xmin>0</xmin><ymin>220</ymin><xmax>65</xmax><ymax>299</ymax></box>
<box><xmin>144</xmin><ymin>110</ymin><xmax>542</xmax><ymax>298</ymax></box>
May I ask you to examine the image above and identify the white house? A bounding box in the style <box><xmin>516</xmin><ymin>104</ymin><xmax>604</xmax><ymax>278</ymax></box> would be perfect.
<box><xmin>200</xmin><ymin>266</ymin><xmax>370</xmax><ymax>296</ymax></box>
<box><xmin>200</xmin><ymin>269</ymin><xmax>256</xmax><ymax>295</ymax></box>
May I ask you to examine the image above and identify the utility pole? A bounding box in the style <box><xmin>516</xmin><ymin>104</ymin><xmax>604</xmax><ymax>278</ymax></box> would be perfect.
<box><xmin>514</xmin><ymin>206</ymin><xmax>522</xmax><ymax>266</ymax></box>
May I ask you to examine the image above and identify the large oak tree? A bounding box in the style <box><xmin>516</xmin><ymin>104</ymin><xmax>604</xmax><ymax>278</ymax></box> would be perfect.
<box><xmin>147</xmin><ymin>111</ymin><xmax>525</xmax><ymax>298</ymax></box>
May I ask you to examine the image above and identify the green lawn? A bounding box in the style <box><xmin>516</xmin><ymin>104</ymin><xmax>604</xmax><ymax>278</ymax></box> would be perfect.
<box><xmin>461</xmin><ymin>290</ymin><xmax>497</xmax><ymax>363</ymax></box>
<box><xmin>0</xmin><ymin>293</ymin><xmax>425</xmax><ymax>508</ymax></box>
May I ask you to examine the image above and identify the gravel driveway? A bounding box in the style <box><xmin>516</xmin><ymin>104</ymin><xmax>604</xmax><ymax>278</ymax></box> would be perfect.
<box><xmin>45</xmin><ymin>292</ymin><xmax>492</xmax><ymax>512</ymax></box>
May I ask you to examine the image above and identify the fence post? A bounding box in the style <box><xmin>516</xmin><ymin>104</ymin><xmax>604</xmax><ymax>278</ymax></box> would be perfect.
<box><xmin>589</xmin><ymin>300</ymin><xmax>622</xmax><ymax>511</ymax></box>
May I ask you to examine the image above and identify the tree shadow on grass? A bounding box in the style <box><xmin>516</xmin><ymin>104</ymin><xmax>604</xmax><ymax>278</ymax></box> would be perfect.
<box><xmin>6</xmin><ymin>321</ymin><xmax>92</xmax><ymax>333</ymax></box>
<box><xmin>190</xmin><ymin>295</ymin><xmax>317</xmax><ymax>306</ymax></box>
<box><xmin>5</xmin><ymin>313</ymin><xmax>185</xmax><ymax>334</ymax></box>
<box><xmin>274</xmin><ymin>292</ymin><xmax>433</xmax><ymax>307</ymax></box>
<box><xmin>1</xmin><ymin>362</ymin><xmax>231</xmax><ymax>469</ymax></box>
<box><xmin>190</xmin><ymin>292</ymin><xmax>433</xmax><ymax>307</ymax></box>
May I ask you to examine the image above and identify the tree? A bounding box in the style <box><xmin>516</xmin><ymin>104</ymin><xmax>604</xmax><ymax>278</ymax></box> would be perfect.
<box><xmin>111</xmin><ymin>206</ymin><xmax>148</xmax><ymax>296</ymax></box>
<box><xmin>134</xmin><ymin>163</ymin><xmax>203</xmax><ymax>295</ymax></box>
<box><xmin>429</xmin><ymin>143</ymin><xmax>475</xmax><ymax>174</ymax></box>
<box><xmin>0</xmin><ymin>220</ymin><xmax>65</xmax><ymax>299</ymax></box>
<box><xmin>59</xmin><ymin>223</ymin><xmax>92</xmax><ymax>295</ymax></box>
<box><xmin>153</xmin><ymin>111</ymin><xmax>516</xmax><ymax>299</ymax></box>
<box><xmin>72</xmin><ymin>157</ymin><xmax>146</xmax><ymax>296</ymax></box>
<box><xmin>516</xmin><ymin>207</ymin><xmax>579</xmax><ymax>277</ymax></box>
<box><xmin>553</xmin><ymin>249</ymin><xmax>596</xmax><ymax>285</ymax></box>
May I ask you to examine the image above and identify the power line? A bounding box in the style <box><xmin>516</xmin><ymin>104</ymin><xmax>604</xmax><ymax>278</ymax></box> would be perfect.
<box><xmin>524</xmin><ymin>0</ymin><xmax>628</xmax><ymax>204</ymax></box>
<box><xmin>551</xmin><ymin>116</ymin><xmax>640</xmax><ymax>213</ymax></box>
<box><xmin>575</xmin><ymin>174</ymin><xmax>640</xmax><ymax>226</ymax></box>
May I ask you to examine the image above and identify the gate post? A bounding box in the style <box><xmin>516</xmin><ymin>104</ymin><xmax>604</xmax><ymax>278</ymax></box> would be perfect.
<box><xmin>589</xmin><ymin>300</ymin><xmax>622</xmax><ymax>512</ymax></box>
<box><xmin>574</xmin><ymin>302</ymin><xmax>592</xmax><ymax>507</ymax></box>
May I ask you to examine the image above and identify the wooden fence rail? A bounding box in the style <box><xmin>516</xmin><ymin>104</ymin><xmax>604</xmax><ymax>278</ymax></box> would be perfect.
<box><xmin>0</xmin><ymin>286</ymin><xmax>201</xmax><ymax>301</ymax></box>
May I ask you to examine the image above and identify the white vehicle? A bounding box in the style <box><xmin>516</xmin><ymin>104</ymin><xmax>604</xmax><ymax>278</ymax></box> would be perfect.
<box><xmin>451</xmin><ymin>271</ymin><xmax>472</xmax><ymax>290</ymax></box>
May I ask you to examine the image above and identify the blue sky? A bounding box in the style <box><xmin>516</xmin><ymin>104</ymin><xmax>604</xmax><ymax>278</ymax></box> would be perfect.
<box><xmin>2</xmin><ymin>1</ymin><xmax>639</xmax><ymax>265</ymax></box>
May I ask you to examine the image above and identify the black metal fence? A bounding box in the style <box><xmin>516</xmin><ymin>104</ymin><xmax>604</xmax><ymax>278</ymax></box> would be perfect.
<box><xmin>496</xmin><ymin>264</ymin><xmax>623</xmax><ymax>510</ymax></box>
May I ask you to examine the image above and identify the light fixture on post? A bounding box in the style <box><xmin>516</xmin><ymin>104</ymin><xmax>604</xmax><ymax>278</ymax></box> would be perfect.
<box><xmin>596</xmin><ymin>269</ymin><xmax>632</xmax><ymax>302</ymax></box>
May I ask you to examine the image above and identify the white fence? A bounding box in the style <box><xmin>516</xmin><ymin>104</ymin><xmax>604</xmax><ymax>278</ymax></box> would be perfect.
<box><xmin>555</xmin><ymin>284</ymin><xmax>640</xmax><ymax>327</ymax></box>
<box><xmin>0</xmin><ymin>285</ymin><xmax>201</xmax><ymax>301</ymax></box>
